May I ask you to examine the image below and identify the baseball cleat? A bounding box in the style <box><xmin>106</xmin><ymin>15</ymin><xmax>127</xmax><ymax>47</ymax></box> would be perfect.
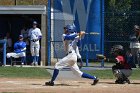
<box><xmin>92</xmin><ymin>78</ymin><xmax>99</xmax><ymax>85</ymax></box>
<box><xmin>125</xmin><ymin>79</ymin><xmax>130</xmax><ymax>84</ymax></box>
<box><xmin>45</xmin><ymin>81</ymin><xmax>54</xmax><ymax>86</ymax></box>
<box><xmin>115</xmin><ymin>79</ymin><xmax>125</xmax><ymax>84</ymax></box>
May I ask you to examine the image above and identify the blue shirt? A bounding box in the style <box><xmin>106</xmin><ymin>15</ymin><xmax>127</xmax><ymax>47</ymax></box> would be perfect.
<box><xmin>14</xmin><ymin>41</ymin><xmax>26</xmax><ymax>53</ymax></box>
<box><xmin>63</xmin><ymin>33</ymin><xmax>77</xmax><ymax>41</ymax></box>
<box><xmin>63</xmin><ymin>33</ymin><xmax>79</xmax><ymax>52</ymax></box>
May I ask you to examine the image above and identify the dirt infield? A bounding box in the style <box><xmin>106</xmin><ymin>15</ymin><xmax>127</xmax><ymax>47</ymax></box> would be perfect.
<box><xmin>0</xmin><ymin>78</ymin><xmax>140</xmax><ymax>93</ymax></box>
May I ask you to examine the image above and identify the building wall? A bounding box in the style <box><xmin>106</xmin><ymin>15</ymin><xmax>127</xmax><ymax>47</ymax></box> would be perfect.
<box><xmin>0</xmin><ymin>0</ymin><xmax>48</xmax><ymax>5</ymax></box>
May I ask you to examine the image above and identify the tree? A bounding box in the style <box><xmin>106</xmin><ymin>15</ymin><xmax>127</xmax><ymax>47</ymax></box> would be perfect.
<box><xmin>105</xmin><ymin>0</ymin><xmax>132</xmax><ymax>41</ymax></box>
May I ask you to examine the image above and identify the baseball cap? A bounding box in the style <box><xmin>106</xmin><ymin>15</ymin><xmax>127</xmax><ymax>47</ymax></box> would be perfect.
<box><xmin>19</xmin><ymin>35</ymin><xmax>23</xmax><ymax>38</ymax></box>
<box><xmin>33</xmin><ymin>21</ymin><xmax>37</xmax><ymax>25</ymax></box>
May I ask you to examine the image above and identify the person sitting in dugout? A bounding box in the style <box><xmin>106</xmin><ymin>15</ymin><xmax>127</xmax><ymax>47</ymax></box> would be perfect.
<box><xmin>110</xmin><ymin>45</ymin><xmax>132</xmax><ymax>84</ymax></box>
<box><xmin>7</xmin><ymin>35</ymin><xmax>26</xmax><ymax>66</ymax></box>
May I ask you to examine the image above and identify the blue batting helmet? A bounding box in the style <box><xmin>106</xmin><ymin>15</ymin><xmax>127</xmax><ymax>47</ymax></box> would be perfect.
<box><xmin>65</xmin><ymin>24</ymin><xmax>76</xmax><ymax>33</ymax></box>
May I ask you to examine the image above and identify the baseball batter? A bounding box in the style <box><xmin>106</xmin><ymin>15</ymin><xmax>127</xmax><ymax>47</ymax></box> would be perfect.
<box><xmin>64</xmin><ymin>26</ymin><xmax>83</xmax><ymax>68</ymax></box>
<box><xmin>7</xmin><ymin>35</ymin><xmax>26</xmax><ymax>65</ymax></box>
<box><xmin>45</xmin><ymin>24</ymin><xmax>99</xmax><ymax>86</ymax></box>
<box><xmin>28</xmin><ymin>21</ymin><xmax>42</xmax><ymax>66</ymax></box>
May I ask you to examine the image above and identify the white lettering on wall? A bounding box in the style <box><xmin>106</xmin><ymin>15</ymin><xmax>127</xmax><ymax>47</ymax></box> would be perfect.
<box><xmin>62</xmin><ymin>0</ymin><xmax>92</xmax><ymax>30</ymax></box>
<box><xmin>55</xmin><ymin>43</ymin><xmax>99</xmax><ymax>52</ymax></box>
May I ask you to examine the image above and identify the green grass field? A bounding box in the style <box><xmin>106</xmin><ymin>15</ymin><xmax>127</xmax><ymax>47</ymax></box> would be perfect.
<box><xmin>83</xmin><ymin>68</ymin><xmax>140</xmax><ymax>80</ymax></box>
<box><xmin>0</xmin><ymin>67</ymin><xmax>51</xmax><ymax>79</ymax></box>
<box><xmin>0</xmin><ymin>67</ymin><xmax>139</xmax><ymax>80</ymax></box>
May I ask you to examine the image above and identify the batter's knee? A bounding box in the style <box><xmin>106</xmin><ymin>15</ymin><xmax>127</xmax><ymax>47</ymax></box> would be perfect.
<box><xmin>72</xmin><ymin>69</ymin><xmax>83</xmax><ymax>77</ymax></box>
<box><xmin>54</xmin><ymin>62</ymin><xmax>62</xmax><ymax>70</ymax></box>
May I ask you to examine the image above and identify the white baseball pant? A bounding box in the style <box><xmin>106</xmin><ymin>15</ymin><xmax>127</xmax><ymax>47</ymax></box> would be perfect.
<box><xmin>7</xmin><ymin>52</ymin><xmax>26</xmax><ymax>58</ymax></box>
<box><xmin>54</xmin><ymin>51</ymin><xmax>83</xmax><ymax>77</ymax></box>
<box><xmin>30</xmin><ymin>41</ymin><xmax>40</xmax><ymax>56</ymax></box>
<box><xmin>76</xmin><ymin>46</ymin><xmax>81</xmax><ymax>59</ymax></box>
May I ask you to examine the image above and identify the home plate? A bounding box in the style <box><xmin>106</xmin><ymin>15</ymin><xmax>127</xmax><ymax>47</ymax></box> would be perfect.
<box><xmin>99</xmin><ymin>84</ymin><xmax>108</xmax><ymax>88</ymax></box>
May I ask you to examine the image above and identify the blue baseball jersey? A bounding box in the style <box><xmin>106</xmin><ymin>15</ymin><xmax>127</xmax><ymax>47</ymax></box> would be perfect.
<box><xmin>14</xmin><ymin>41</ymin><xmax>26</xmax><ymax>53</ymax></box>
<box><xmin>62</xmin><ymin>33</ymin><xmax>79</xmax><ymax>53</ymax></box>
<box><xmin>63</xmin><ymin>33</ymin><xmax>77</xmax><ymax>40</ymax></box>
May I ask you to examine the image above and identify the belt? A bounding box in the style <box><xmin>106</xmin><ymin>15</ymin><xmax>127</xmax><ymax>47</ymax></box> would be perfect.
<box><xmin>68</xmin><ymin>51</ymin><xmax>72</xmax><ymax>53</ymax></box>
<box><xmin>31</xmin><ymin>39</ymin><xmax>39</xmax><ymax>42</ymax></box>
<box><xmin>66</xmin><ymin>51</ymin><xmax>73</xmax><ymax>56</ymax></box>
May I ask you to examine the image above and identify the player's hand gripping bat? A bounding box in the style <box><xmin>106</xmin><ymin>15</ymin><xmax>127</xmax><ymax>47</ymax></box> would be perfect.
<box><xmin>80</xmin><ymin>31</ymin><xmax>100</xmax><ymax>35</ymax></box>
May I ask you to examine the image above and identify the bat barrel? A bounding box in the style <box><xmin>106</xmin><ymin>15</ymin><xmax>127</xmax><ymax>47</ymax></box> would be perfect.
<box><xmin>85</xmin><ymin>32</ymin><xmax>100</xmax><ymax>35</ymax></box>
<box><xmin>80</xmin><ymin>31</ymin><xmax>100</xmax><ymax>35</ymax></box>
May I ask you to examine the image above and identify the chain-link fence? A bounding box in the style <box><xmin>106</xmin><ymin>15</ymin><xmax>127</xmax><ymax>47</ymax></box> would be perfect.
<box><xmin>50</xmin><ymin>0</ymin><xmax>140</xmax><ymax>67</ymax></box>
<box><xmin>104</xmin><ymin>0</ymin><xmax>140</xmax><ymax>58</ymax></box>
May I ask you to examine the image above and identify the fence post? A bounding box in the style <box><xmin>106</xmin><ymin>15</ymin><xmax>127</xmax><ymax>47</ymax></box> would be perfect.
<box><xmin>3</xmin><ymin>39</ymin><xmax>6</xmax><ymax>66</ymax></box>
<box><xmin>0</xmin><ymin>39</ymin><xmax>7</xmax><ymax>66</ymax></box>
<box><xmin>47</xmin><ymin>0</ymin><xmax>51</xmax><ymax>66</ymax></box>
<box><xmin>101</xmin><ymin>0</ymin><xmax>105</xmax><ymax>67</ymax></box>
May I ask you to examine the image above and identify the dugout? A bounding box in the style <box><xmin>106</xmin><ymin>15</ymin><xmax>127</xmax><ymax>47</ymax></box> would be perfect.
<box><xmin>0</xmin><ymin>5</ymin><xmax>47</xmax><ymax>66</ymax></box>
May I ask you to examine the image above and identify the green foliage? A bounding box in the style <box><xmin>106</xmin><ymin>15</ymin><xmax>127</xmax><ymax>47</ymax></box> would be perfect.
<box><xmin>104</xmin><ymin>0</ymin><xmax>140</xmax><ymax>58</ymax></box>
<box><xmin>130</xmin><ymin>69</ymin><xmax>140</xmax><ymax>79</ymax></box>
<box><xmin>0</xmin><ymin>67</ymin><xmax>139</xmax><ymax>80</ymax></box>
<box><xmin>107</xmin><ymin>0</ymin><xmax>132</xmax><ymax>12</ymax></box>
<box><xmin>105</xmin><ymin>0</ymin><xmax>132</xmax><ymax>33</ymax></box>
<box><xmin>83</xmin><ymin>69</ymin><xmax>115</xmax><ymax>79</ymax></box>
<box><xmin>0</xmin><ymin>67</ymin><xmax>51</xmax><ymax>79</ymax></box>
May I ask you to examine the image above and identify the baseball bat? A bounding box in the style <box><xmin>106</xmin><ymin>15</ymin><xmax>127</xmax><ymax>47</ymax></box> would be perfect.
<box><xmin>85</xmin><ymin>32</ymin><xmax>100</xmax><ymax>35</ymax></box>
<box><xmin>80</xmin><ymin>31</ymin><xmax>100</xmax><ymax>35</ymax></box>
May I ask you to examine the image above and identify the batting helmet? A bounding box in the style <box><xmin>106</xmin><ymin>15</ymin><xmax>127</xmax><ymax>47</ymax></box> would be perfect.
<box><xmin>65</xmin><ymin>24</ymin><xmax>76</xmax><ymax>33</ymax></box>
